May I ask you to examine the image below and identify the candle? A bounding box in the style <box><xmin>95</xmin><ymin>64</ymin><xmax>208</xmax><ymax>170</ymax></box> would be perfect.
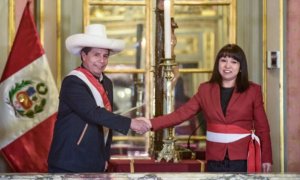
<box><xmin>164</xmin><ymin>0</ymin><xmax>171</xmax><ymax>59</ymax></box>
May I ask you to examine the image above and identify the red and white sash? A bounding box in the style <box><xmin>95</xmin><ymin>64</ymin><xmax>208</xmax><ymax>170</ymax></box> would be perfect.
<box><xmin>68</xmin><ymin>67</ymin><xmax>112</xmax><ymax>144</ymax></box>
<box><xmin>207</xmin><ymin>123</ymin><xmax>261</xmax><ymax>172</ymax></box>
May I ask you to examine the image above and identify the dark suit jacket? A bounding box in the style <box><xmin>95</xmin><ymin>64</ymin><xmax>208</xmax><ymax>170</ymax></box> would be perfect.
<box><xmin>151</xmin><ymin>82</ymin><xmax>272</xmax><ymax>163</ymax></box>
<box><xmin>48</xmin><ymin>74</ymin><xmax>131</xmax><ymax>172</ymax></box>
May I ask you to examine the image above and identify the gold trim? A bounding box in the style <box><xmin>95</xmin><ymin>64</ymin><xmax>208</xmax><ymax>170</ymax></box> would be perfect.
<box><xmin>130</xmin><ymin>159</ymin><xmax>134</xmax><ymax>173</ymax></box>
<box><xmin>112</xmin><ymin>136</ymin><xmax>145</xmax><ymax>142</ymax></box>
<box><xmin>262</xmin><ymin>0</ymin><xmax>267</xmax><ymax>106</ymax></box>
<box><xmin>179</xmin><ymin>68</ymin><xmax>212</xmax><ymax>73</ymax></box>
<box><xmin>176</xmin><ymin>135</ymin><xmax>206</xmax><ymax>141</ymax></box>
<box><xmin>89</xmin><ymin>1</ymin><xmax>145</xmax><ymax>6</ymax></box>
<box><xmin>196</xmin><ymin>160</ymin><xmax>206</xmax><ymax>172</ymax></box>
<box><xmin>83</xmin><ymin>0</ymin><xmax>89</xmax><ymax>29</ymax></box>
<box><xmin>39</xmin><ymin>0</ymin><xmax>44</xmax><ymax>46</ymax></box>
<box><xmin>147</xmin><ymin>0</ymin><xmax>155</xmax><ymax>130</ymax></box>
<box><xmin>174</xmin><ymin>1</ymin><xmax>230</xmax><ymax>6</ymax></box>
<box><xmin>145</xmin><ymin>0</ymin><xmax>153</xmax><ymax>121</ymax></box>
<box><xmin>104</xmin><ymin>69</ymin><xmax>146</xmax><ymax>74</ymax></box>
<box><xmin>8</xmin><ymin>0</ymin><xmax>15</xmax><ymax>49</ymax></box>
<box><xmin>171</xmin><ymin>0</ymin><xmax>174</xmax><ymax>16</ymax></box>
<box><xmin>56</xmin><ymin>0</ymin><xmax>62</xmax><ymax>87</ymax></box>
<box><xmin>229</xmin><ymin>0</ymin><xmax>236</xmax><ymax>43</ymax></box>
<box><xmin>279</xmin><ymin>0</ymin><xmax>284</xmax><ymax>173</ymax></box>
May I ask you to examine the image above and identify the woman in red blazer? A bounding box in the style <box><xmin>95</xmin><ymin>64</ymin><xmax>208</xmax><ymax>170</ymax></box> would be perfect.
<box><xmin>151</xmin><ymin>44</ymin><xmax>272</xmax><ymax>172</ymax></box>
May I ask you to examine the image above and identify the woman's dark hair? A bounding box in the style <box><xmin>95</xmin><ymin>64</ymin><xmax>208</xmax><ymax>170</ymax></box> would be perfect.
<box><xmin>209</xmin><ymin>44</ymin><xmax>250</xmax><ymax>93</ymax></box>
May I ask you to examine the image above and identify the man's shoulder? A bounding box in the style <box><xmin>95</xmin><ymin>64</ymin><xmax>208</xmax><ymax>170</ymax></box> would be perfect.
<box><xmin>61</xmin><ymin>75</ymin><xmax>90</xmax><ymax>90</ymax></box>
<box><xmin>102</xmin><ymin>74</ymin><xmax>112</xmax><ymax>82</ymax></box>
<box><xmin>62</xmin><ymin>74</ymin><xmax>82</xmax><ymax>83</ymax></box>
<box><xmin>101</xmin><ymin>74</ymin><xmax>113</xmax><ymax>87</ymax></box>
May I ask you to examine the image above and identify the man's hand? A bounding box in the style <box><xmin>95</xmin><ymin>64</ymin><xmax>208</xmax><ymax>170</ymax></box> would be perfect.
<box><xmin>130</xmin><ymin>117</ymin><xmax>151</xmax><ymax>134</ymax></box>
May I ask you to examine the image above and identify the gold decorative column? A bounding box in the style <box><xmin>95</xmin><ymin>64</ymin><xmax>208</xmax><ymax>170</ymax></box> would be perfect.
<box><xmin>156</xmin><ymin>17</ymin><xmax>179</xmax><ymax>163</ymax></box>
<box><xmin>156</xmin><ymin>57</ymin><xmax>178</xmax><ymax>162</ymax></box>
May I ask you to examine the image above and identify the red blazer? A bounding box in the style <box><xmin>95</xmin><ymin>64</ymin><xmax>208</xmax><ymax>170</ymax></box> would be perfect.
<box><xmin>151</xmin><ymin>82</ymin><xmax>272</xmax><ymax>163</ymax></box>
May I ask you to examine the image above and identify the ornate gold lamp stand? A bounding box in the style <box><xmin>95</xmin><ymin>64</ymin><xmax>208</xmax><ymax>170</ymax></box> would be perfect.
<box><xmin>156</xmin><ymin>58</ymin><xmax>179</xmax><ymax>163</ymax></box>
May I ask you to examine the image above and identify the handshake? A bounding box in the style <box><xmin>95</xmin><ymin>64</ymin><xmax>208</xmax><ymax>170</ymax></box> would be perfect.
<box><xmin>130</xmin><ymin>117</ymin><xmax>152</xmax><ymax>134</ymax></box>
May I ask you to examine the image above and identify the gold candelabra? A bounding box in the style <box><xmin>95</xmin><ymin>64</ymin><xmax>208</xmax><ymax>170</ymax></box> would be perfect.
<box><xmin>156</xmin><ymin>57</ymin><xmax>179</xmax><ymax>163</ymax></box>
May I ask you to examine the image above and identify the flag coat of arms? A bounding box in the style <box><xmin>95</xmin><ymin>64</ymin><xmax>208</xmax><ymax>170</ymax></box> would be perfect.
<box><xmin>0</xmin><ymin>2</ymin><xmax>58</xmax><ymax>172</ymax></box>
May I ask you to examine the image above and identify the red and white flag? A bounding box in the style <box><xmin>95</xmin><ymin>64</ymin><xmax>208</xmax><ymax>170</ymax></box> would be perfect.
<box><xmin>0</xmin><ymin>2</ymin><xmax>58</xmax><ymax>172</ymax></box>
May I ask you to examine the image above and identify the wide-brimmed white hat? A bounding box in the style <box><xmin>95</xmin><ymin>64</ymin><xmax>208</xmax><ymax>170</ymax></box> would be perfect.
<box><xmin>65</xmin><ymin>24</ymin><xmax>125</xmax><ymax>56</ymax></box>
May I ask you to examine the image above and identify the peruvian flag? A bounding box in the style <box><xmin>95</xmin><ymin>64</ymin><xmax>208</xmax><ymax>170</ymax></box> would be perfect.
<box><xmin>0</xmin><ymin>2</ymin><xmax>58</xmax><ymax>172</ymax></box>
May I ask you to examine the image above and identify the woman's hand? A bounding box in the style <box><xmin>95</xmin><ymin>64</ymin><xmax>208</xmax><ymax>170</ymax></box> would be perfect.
<box><xmin>262</xmin><ymin>162</ymin><xmax>272</xmax><ymax>172</ymax></box>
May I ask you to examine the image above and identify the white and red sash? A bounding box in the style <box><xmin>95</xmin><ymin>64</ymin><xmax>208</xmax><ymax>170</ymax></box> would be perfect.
<box><xmin>207</xmin><ymin>123</ymin><xmax>261</xmax><ymax>172</ymax></box>
<box><xmin>68</xmin><ymin>67</ymin><xmax>112</xmax><ymax>144</ymax></box>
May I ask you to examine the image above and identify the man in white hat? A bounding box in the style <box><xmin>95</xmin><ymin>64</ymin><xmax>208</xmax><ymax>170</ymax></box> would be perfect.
<box><xmin>48</xmin><ymin>24</ymin><xmax>150</xmax><ymax>173</ymax></box>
